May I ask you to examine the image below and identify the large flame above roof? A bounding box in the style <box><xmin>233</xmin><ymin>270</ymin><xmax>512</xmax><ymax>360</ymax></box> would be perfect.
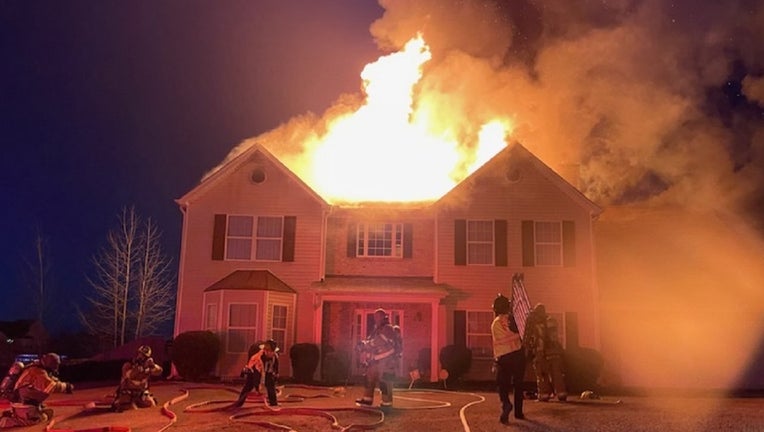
<box><xmin>299</xmin><ymin>34</ymin><xmax>513</xmax><ymax>203</ymax></box>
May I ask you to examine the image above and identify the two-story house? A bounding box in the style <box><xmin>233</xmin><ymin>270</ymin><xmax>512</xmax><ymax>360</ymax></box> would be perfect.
<box><xmin>173</xmin><ymin>141</ymin><xmax>602</xmax><ymax>381</ymax></box>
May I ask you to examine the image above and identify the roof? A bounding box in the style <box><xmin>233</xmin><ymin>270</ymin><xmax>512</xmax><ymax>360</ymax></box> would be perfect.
<box><xmin>176</xmin><ymin>142</ymin><xmax>329</xmax><ymax>208</ymax></box>
<box><xmin>312</xmin><ymin>276</ymin><xmax>451</xmax><ymax>297</ymax></box>
<box><xmin>205</xmin><ymin>270</ymin><xmax>297</xmax><ymax>293</ymax></box>
<box><xmin>436</xmin><ymin>141</ymin><xmax>602</xmax><ymax>215</ymax></box>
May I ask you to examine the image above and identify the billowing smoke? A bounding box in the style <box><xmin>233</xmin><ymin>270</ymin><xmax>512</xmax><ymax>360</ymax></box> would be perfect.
<box><xmin>369</xmin><ymin>0</ymin><xmax>764</xmax><ymax>215</ymax></box>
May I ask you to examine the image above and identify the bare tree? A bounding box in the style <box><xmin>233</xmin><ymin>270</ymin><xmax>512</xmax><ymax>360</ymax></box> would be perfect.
<box><xmin>78</xmin><ymin>207</ymin><xmax>138</xmax><ymax>347</ymax></box>
<box><xmin>132</xmin><ymin>217</ymin><xmax>175</xmax><ymax>338</ymax></box>
<box><xmin>24</xmin><ymin>227</ymin><xmax>52</xmax><ymax>326</ymax></box>
<box><xmin>78</xmin><ymin>207</ymin><xmax>175</xmax><ymax>348</ymax></box>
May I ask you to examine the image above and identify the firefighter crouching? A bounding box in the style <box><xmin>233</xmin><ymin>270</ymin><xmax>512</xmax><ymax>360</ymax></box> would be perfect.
<box><xmin>0</xmin><ymin>353</ymin><xmax>74</xmax><ymax>428</ymax></box>
<box><xmin>355</xmin><ymin>308</ymin><xmax>402</xmax><ymax>409</ymax></box>
<box><xmin>112</xmin><ymin>345</ymin><xmax>163</xmax><ymax>412</ymax></box>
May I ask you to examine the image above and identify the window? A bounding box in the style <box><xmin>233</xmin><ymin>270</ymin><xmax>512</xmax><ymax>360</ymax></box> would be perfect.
<box><xmin>227</xmin><ymin>303</ymin><xmax>257</xmax><ymax>353</ymax></box>
<box><xmin>467</xmin><ymin>311</ymin><xmax>494</xmax><ymax>358</ymax></box>
<box><xmin>205</xmin><ymin>303</ymin><xmax>218</xmax><ymax>330</ymax></box>
<box><xmin>467</xmin><ymin>220</ymin><xmax>493</xmax><ymax>265</ymax></box>
<box><xmin>225</xmin><ymin>216</ymin><xmax>283</xmax><ymax>261</ymax></box>
<box><xmin>356</xmin><ymin>223</ymin><xmax>403</xmax><ymax>257</ymax></box>
<box><xmin>271</xmin><ymin>305</ymin><xmax>288</xmax><ymax>352</ymax></box>
<box><xmin>535</xmin><ymin>221</ymin><xmax>562</xmax><ymax>266</ymax></box>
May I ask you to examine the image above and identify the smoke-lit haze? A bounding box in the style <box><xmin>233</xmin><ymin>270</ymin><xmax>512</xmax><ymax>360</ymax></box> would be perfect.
<box><xmin>211</xmin><ymin>0</ymin><xmax>764</xmax><ymax>392</ymax></box>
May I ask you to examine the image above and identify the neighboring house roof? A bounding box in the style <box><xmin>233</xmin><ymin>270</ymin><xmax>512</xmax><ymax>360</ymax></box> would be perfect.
<box><xmin>0</xmin><ymin>319</ymin><xmax>37</xmax><ymax>339</ymax></box>
<box><xmin>205</xmin><ymin>270</ymin><xmax>297</xmax><ymax>293</ymax></box>
<box><xmin>312</xmin><ymin>276</ymin><xmax>451</xmax><ymax>298</ymax></box>
<box><xmin>436</xmin><ymin>141</ymin><xmax>602</xmax><ymax>215</ymax></box>
<box><xmin>176</xmin><ymin>142</ymin><xmax>329</xmax><ymax>208</ymax></box>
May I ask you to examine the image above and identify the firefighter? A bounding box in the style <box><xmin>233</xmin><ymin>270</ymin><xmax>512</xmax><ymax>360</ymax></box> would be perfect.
<box><xmin>355</xmin><ymin>308</ymin><xmax>400</xmax><ymax>409</ymax></box>
<box><xmin>544</xmin><ymin>316</ymin><xmax>568</xmax><ymax>401</ymax></box>
<box><xmin>0</xmin><ymin>353</ymin><xmax>74</xmax><ymax>428</ymax></box>
<box><xmin>112</xmin><ymin>345</ymin><xmax>163</xmax><ymax>412</ymax></box>
<box><xmin>234</xmin><ymin>339</ymin><xmax>280</xmax><ymax>408</ymax></box>
<box><xmin>491</xmin><ymin>294</ymin><xmax>526</xmax><ymax>424</ymax></box>
<box><xmin>524</xmin><ymin>304</ymin><xmax>567</xmax><ymax>401</ymax></box>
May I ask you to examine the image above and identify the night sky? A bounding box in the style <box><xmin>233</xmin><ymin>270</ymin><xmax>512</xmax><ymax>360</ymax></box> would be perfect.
<box><xmin>1</xmin><ymin>0</ymin><xmax>384</xmax><ymax>334</ymax></box>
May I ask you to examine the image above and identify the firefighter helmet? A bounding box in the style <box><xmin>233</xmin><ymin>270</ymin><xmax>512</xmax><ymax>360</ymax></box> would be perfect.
<box><xmin>40</xmin><ymin>353</ymin><xmax>61</xmax><ymax>373</ymax></box>
<box><xmin>493</xmin><ymin>294</ymin><xmax>511</xmax><ymax>314</ymax></box>
<box><xmin>260</xmin><ymin>339</ymin><xmax>279</xmax><ymax>352</ymax></box>
<box><xmin>138</xmin><ymin>345</ymin><xmax>152</xmax><ymax>358</ymax></box>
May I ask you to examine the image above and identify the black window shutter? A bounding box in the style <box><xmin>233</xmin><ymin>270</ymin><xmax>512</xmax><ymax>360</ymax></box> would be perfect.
<box><xmin>212</xmin><ymin>214</ymin><xmax>227</xmax><ymax>260</ymax></box>
<box><xmin>454</xmin><ymin>219</ymin><xmax>466</xmax><ymax>266</ymax></box>
<box><xmin>403</xmin><ymin>223</ymin><xmax>413</xmax><ymax>259</ymax></box>
<box><xmin>494</xmin><ymin>219</ymin><xmax>507</xmax><ymax>267</ymax></box>
<box><xmin>453</xmin><ymin>310</ymin><xmax>467</xmax><ymax>347</ymax></box>
<box><xmin>565</xmin><ymin>311</ymin><xmax>579</xmax><ymax>349</ymax></box>
<box><xmin>562</xmin><ymin>220</ymin><xmax>575</xmax><ymax>267</ymax></box>
<box><xmin>347</xmin><ymin>223</ymin><xmax>357</xmax><ymax>257</ymax></box>
<box><xmin>282</xmin><ymin>216</ymin><xmax>296</xmax><ymax>262</ymax></box>
<box><xmin>521</xmin><ymin>220</ymin><xmax>535</xmax><ymax>267</ymax></box>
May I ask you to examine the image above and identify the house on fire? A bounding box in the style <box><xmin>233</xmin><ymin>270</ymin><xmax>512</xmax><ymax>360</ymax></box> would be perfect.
<box><xmin>173</xmin><ymin>141</ymin><xmax>602</xmax><ymax>381</ymax></box>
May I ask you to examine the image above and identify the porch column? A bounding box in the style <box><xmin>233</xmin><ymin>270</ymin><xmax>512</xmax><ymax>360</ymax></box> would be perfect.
<box><xmin>430</xmin><ymin>299</ymin><xmax>439</xmax><ymax>382</ymax></box>
<box><xmin>312</xmin><ymin>294</ymin><xmax>323</xmax><ymax>344</ymax></box>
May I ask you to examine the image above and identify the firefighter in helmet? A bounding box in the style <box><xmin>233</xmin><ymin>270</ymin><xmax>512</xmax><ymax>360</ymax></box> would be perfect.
<box><xmin>234</xmin><ymin>339</ymin><xmax>280</xmax><ymax>408</ymax></box>
<box><xmin>0</xmin><ymin>353</ymin><xmax>73</xmax><ymax>428</ymax></box>
<box><xmin>355</xmin><ymin>308</ymin><xmax>400</xmax><ymax>409</ymax></box>
<box><xmin>491</xmin><ymin>294</ymin><xmax>526</xmax><ymax>423</ymax></box>
<box><xmin>524</xmin><ymin>303</ymin><xmax>567</xmax><ymax>401</ymax></box>
<box><xmin>112</xmin><ymin>345</ymin><xmax>163</xmax><ymax>412</ymax></box>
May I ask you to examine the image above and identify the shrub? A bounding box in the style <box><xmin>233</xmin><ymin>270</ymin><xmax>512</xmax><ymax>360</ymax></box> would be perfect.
<box><xmin>290</xmin><ymin>343</ymin><xmax>320</xmax><ymax>383</ymax></box>
<box><xmin>171</xmin><ymin>331</ymin><xmax>220</xmax><ymax>381</ymax></box>
<box><xmin>322</xmin><ymin>349</ymin><xmax>351</xmax><ymax>385</ymax></box>
<box><xmin>59</xmin><ymin>359</ymin><xmax>124</xmax><ymax>383</ymax></box>
<box><xmin>564</xmin><ymin>347</ymin><xmax>604</xmax><ymax>393</ymax></box>
<box><xmin>439</xmin><ymin>344</ymin><xmax>472</xmax><ymax>384</ymax></box>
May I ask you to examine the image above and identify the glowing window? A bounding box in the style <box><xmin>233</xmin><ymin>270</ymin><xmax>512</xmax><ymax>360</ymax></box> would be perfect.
<box><xmin>356</xmin><ymin>223</ymin><xmax>403</xmax><ymax>257</ymax></box>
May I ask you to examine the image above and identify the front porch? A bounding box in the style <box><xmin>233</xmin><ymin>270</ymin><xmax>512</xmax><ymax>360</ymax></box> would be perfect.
<box><xmin>311</xmin><ymin>276</ymin><xmax>451</xmax><ymax>382</ymax></box>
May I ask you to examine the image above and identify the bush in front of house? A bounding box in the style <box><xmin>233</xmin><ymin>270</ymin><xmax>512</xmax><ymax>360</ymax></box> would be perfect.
<box><xmin>439</xmin><ymin>344</ymin><xmax>472</xmax><ymax>384</ymax></box>
<box><xmin>171</xmin><ymin>331</ymin><xmax>220</xmax><ymax>381</ymax></box>
<box><xmin>564</xmin><ymin>346</ymin><xmax>604</xmax><ymax>393</ymax></box>
<box><xmin>321</xmin><ymin>347</ymin><xmax>351</xmax><ymax>385</ymax></box>
<box><xmin>290</xmin><ymin>343</ymin><xmax>320</xmax><ymax>383</ymax></box>
<box><xmin>59</xmin><ymin>359</ymin><xmax>124</xmax><ymax>383</ymax></box>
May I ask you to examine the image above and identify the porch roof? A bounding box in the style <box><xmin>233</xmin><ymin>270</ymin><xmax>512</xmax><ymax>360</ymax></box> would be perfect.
<box><xmin>205</xmin><ymin>270</ymin><xmax>296</xmax><ymax>293</ymax></box>
<box><xmin>311</xmin><ymin>276</ymin><xmax>451</xmax><ymax>298</ymax></box>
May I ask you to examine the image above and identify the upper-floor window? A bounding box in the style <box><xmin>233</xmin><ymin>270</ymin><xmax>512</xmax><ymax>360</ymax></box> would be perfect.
<box><xmin>467</xmin><ymin>310</ymin><xmax>494</xmax><ymax>358</ymax></box>
<box><xmin>454</xmin><ymin>219</ymin><xmax>507</xmax><ymax>267</ymax></box>
<box><xmin>356</xmin><ymin>223</ymin><xmax>403</xmax><ymax>258</ymax></box>
<box><xmin>226</xmin><ymin>215</ymin><xmax>283</xmax><ymax>261</ymax></box>
<box><xmin>522</xmin><ymin>220</ymin><xmax>575</xmax><ymax>267</ymax></box>
<box><xmin>534</xmin><ymin>221</ymin><xmax>562</xmax><ymax>266</ymax></box>
<box><xmin>467</xmin><ymin>220</ymin><xmax>494</xmax><ymax>265</ymax></box>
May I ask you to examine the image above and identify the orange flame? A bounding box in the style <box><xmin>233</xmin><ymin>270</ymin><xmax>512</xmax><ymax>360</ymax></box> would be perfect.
<box><xmin>301</xmin><ymin>34</ymin><xmax>513</xmax><ymax>203</ymax></box>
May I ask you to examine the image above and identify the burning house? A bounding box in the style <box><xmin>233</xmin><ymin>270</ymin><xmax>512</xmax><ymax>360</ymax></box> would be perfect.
<box><xmin>173</xmin><ymin>140</ymin><xmax>601</xmax><ymax>381</ymax></box>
